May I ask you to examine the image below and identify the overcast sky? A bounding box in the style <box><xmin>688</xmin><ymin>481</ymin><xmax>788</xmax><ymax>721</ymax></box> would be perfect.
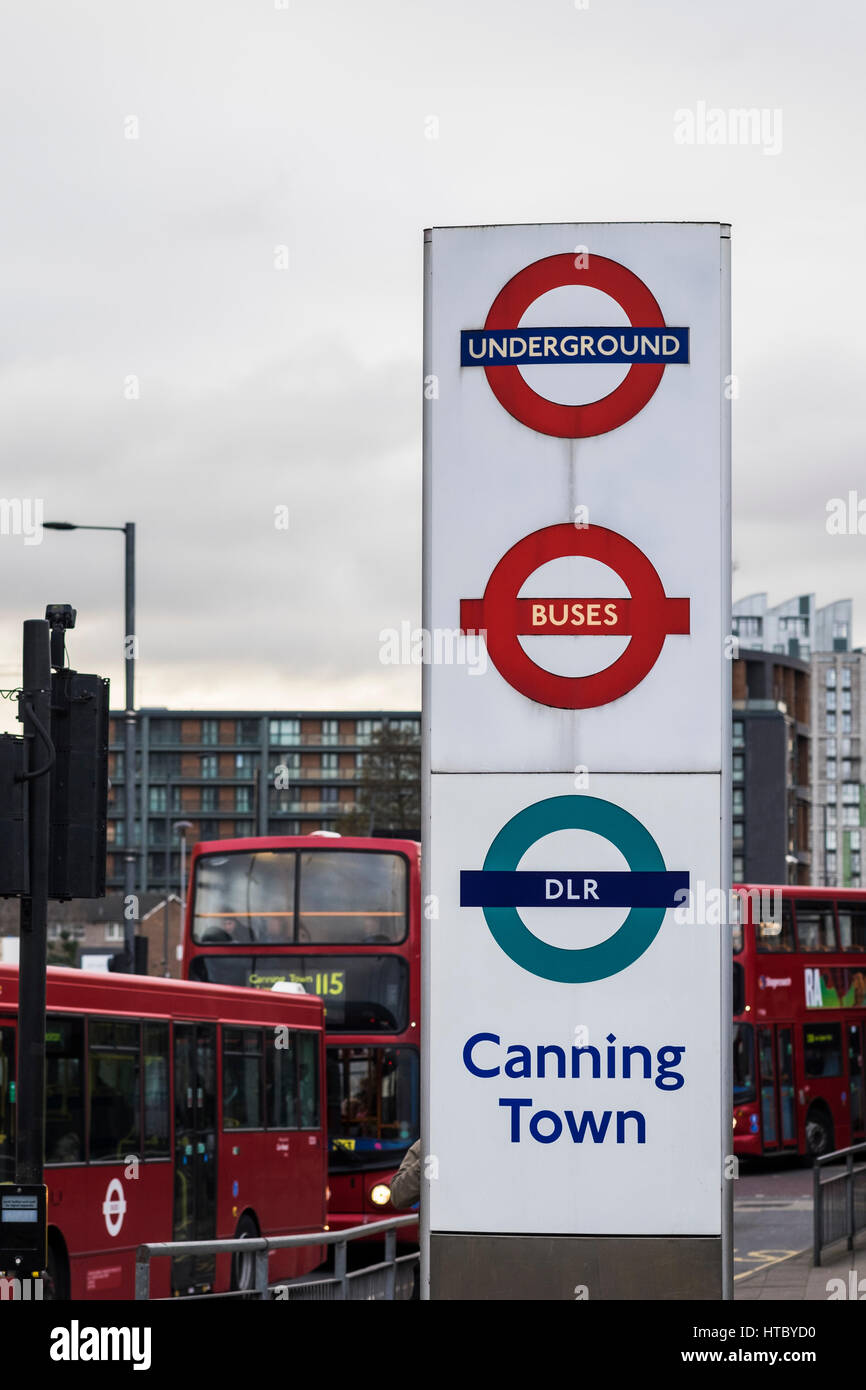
<box><xmin>1</xmin><ymin>0</ymin><xmax>864</xmax><ymax>732</ymax></box>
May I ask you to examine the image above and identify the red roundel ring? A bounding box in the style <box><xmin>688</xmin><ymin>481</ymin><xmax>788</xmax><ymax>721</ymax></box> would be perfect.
<box><xmin>483</xmin><ymin>253</ymin><xmax>666</xmax><ymax>438</ymax></box>
<box><xmin>482</xmin><ymin>524</ymin><xmax>673</xmax><ymax>709</ymax></box>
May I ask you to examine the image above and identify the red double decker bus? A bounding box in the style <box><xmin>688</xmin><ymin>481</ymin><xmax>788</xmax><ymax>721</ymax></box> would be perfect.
<box><xmin>733</xmin><ymin>885</ymin><xmax>866</xmax><ymax>1159</ymax></box>
<box><xmin>183</xmin><ymin>834</ymin><xmax>421</xmax><ymax>1230</ymax></box>
<box><xmin>0</xmin><ymin>964</ymin><xmax>326</xmax><ymax>1299</ymax></box>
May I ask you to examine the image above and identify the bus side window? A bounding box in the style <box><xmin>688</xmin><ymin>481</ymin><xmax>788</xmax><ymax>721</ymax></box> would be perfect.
<box><xmin>143</xmin><ymin>1022</ymin><xmax>170</xmax><ymax>1157</ymax></box>
<box><xmin>794</xmin><ymin>901</ymin><xmax>838</xmax><ymax>952</ymax></box>
<box><xmin>222</xmin><ymin>1028</ymin><xmax>264</xmax><ymax>1130</ymax></box>
<box><xmin>756</xmin><ymin>901</ymin><xmax>795</xmax><ymax>952</ymax></box>
<box><xmin>88</xmin><ymin>1019</ymin><xmax>141</xmax><ymax>1161</ymax></box>
<box><xmin>839</xmin><ymin>903</ymin><xmax>866</xmax><ymax>952</ymax></box>
<box><xmin>297</xmin><ymin>1033</ymin><xmax>320</xmax><ymax>1130</ymax></box>
<box><xmin>266</xmin><ymin>1031</ymin><xmax>298</xmax><ymax>1130</ymax></box>
<box><xmin>46</xmin><ymin>1016</ymin><xmax>85</xmax><ymax>1165</ymax></box>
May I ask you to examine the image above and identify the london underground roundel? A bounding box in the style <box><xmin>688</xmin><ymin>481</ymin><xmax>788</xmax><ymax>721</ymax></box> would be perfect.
<box><xmin>460</xmin><ymin>253</ymin><xmax>689</xmax><ymax>438</ymax></box>
<box><xmin>460</xmin><ymin>523</ymin><xmax>690</xmax><ymax>710</ymax></box>
<box><xmin>459</xmin><ymin>795</ymin><xmax>688</xmax><ymax>983</ymax></box>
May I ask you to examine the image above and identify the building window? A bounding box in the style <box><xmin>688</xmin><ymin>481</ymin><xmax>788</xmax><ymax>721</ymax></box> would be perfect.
<box><xmin>321</xmin><ymin>752</ymin><xmax>338</xmax><ymax>775</ymax></box>
<box><xmin>732</xmin><ymin>788</ymin><xmax>744</xmax><ymax>815</ymax></box>
<box><xmin>269</xmin><ymin>718</ymin><xmax>300</xmax><ymax>745</ymax></box>
<box><xmin>237</xmin><ymin>718</ymin><xmax>259</xmax><ymax>744</ymax></box>
<box><xmin>201</xmin><ymin>755</ymin><xmax>218</xmax><ymax>779</ymax></box>
<box><xmin>852</xmin><ymin>854</ymin><xmax>862</xmax><ymax>877</ymax></box>
<box><xmin>826</xmin><ymin>829</ymin><xmax>837</xmax><ymax>851</ymax></box>
<box><xmin>321</xmin><ymin>786</ymin><xmax>339</xmax><ymax>803</ymax></box>
<box><xmin>148</xmin><ymin>852</ymin><xmax>178</xmax><ymax>880</ymax></box>
<box><xmin>235</xmin><ymin>753</ymin><xmax>256</xmax><ymax>779</ymax></box>
<box><xmin>826</xmin><ymin>690</ymin><xmax>837</xmax><ymax>712</ymax></box>
<box><xmin>150</xmin><ymin>719</ymin><xmax>181</xmax><ymax>745</ymax></box>
<box><xmin>104</xmin><ymin>924</ymin><xmax>123</xmax><ymax>942</ymax></box>
<box><xmin>149</xmin><ymin>787</ymin><xmax>167</xmax><ymax>813</ymax></box>
<box><xmin>732</xmin><ymin>754</ymin><xmax>744</xmax><ymax>780</ymax></box>
<box><xmin>826</xmin><ymin>805</ymin><xmax>837</xmax><ymax>826</ymax></box>
<box><xmin>841</xmin><ymin>690</ymin><xmax>852</xmax><ymax>713</ymax></box>
<box><xmin>826</xmin><ymin>668</ymin><xmax>837</xmax><ymax>688</ymax></box>
<box><xmin>843</xmin><ymin>782</ymin><xmax>859</xmax><ymax>804</ymax></box>
<box><xmin>321</xmin><ymin>719</ymin><xmax>340</xmax><ymax>746</ymax></box>
<box><xmin>268</xmin><ymin>819</ymin><xmax>301</xmax><ymax>835</ymax></box>
<box><xmin>234</xmin><ymin>821</ymin><xmax>255</xmax><ymax>837</ymax></box>
<box><xmin>235</xmin><ymin>787</ymin><xmax>253</xmax><ymax>813</ymax></box>
<box><xmin>732</xmin><ymin>820</ymin><xmax>744</xmax><ymax>847</ymax></box>
<box><xmin>150</xmin><ymin>752</ymin><xmax>181</xmax><ymax>778</ymax></box>
<box><xmin>842</xmin><ymin>667</ymin><xmax>852</xmax><ymax>688</ymax></box>
<box><xmin>826</xmin><ymin>852</ymin><xmax>837</xmax><ymax>874</ymax></box>
<box><xmin>201</xmin><ymin>786</ymin><xmax>217</xmax><ymax>811</ymax></box>
<box><xmin>843</xmin><ymin>713</ymin><xmax>853</xmax><ymax>734</ymax></box>
<box><xmin>851</xmin><ymin>830</ymin><xmax>861</xmax><ymax>851</ymax></box>
<box><xmin>732</xmin><ymin>720</ymin><xmax>745</xmax><ymax>751</ymax></box>
<box><xmin>201</xmin><ymin>719</ymin><xmax>219</xmax><ymax>745</ymax></box>
<box><xmin>843</xmin><ymin>761</ymin><xmax>853</xmax><ymax>779</ymax></box>
<box><xmin>844</xmin><ymin>805</ymin><xmax>860</xmax><ymax>826</ymax></box>
<box><xmin>389</xmin><ymin>717</ymin><xmax>421</xmax><ymax>735</ymax></box>
<box><xmin>355</xmin><ymin>718</ymin><xmax>383</xmax><ymax>746</ymax></box>
<box><xmin>826</xmin><ymin>713</ymin><xmax>837</xmax><ymax>735</ymax></box>
<box><xmin>732</xmin><ymin>855</ymin><xmax>745</xmax><ymax>879</ymax></box>
<box><xmin>199</xmin><ymin>820</ymin><xmax>220</xmax><ymax>840</ymax></box>
<box><xmin>149</xmin><ymin>820</ymin><xmax>168</xmax><ymax>847</ymax></box>
<box><xmin>827</xmin><ymin>761</ymin><xmax>837</xmax><ymax>781</ymax></box>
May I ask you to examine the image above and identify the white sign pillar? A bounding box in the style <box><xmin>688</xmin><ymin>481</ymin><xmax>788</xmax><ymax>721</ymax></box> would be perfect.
<box><xmin>422</xmin><ymin>223</ymin><xmax>732</xmax><ymax>1300</ymax></box>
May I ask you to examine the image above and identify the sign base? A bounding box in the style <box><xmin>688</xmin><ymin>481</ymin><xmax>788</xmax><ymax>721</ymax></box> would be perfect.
<box><xmin>429</xmin><ymin>1233</ymin><xmax>723</xmax><ymax>1300</ymax></box>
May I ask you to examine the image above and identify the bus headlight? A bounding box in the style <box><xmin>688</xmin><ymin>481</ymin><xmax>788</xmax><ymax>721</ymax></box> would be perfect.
<box><xmin>370</xmin><ymin>1183</ymin><xmax>391</xmax><ymax>1206</ymax></box>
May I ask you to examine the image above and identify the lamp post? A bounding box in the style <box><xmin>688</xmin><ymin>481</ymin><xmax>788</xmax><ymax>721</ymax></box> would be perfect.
<box><xmin>43</xmin><ymin>521</ymin><xmax>137</xmax><ymax>969</ymax></box>
<box><xmin>174</xmin><ymin>820</ymin><xmax>193</xmax><ymax>961</ymax></box>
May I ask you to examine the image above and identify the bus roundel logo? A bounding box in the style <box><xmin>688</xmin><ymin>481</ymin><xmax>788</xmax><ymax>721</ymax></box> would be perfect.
<box><xmin>102</xmin><ymin>1178</ymin><xmax>127</xmax><ymax>1237</ymax></box>
<box><xmin>463</xmin><ymin>253</ymin><xmax>686</xmax><ymax>438</ymax></box>
<box><xmin>460</xmin><ymin>523</ymin><xmax>690</xmax><ymax>709</ymax></box>
<box><xmin>459</xmin><ymin>796</ymin><xmax>687</xmax><ymax>983</ymax></box>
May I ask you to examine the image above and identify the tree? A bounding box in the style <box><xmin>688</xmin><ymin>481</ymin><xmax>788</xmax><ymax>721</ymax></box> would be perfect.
<box><xmin>47</xmin><ymin>928</ymin><xmax>78</xmax><ymax>968</ymax></box>
<box><xmin>341</xmin><ymin>726</ymin><xmax>420</xmax><ymax>840</ymax></box>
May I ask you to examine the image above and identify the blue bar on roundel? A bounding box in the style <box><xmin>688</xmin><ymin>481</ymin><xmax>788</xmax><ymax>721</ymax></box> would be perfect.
<box><xmin>459</xmin><ymin>869</ymin><xmax>689</xmax><ymax>908</ymax></box>
<box><xmin>459</xmin><ymin>327</ymin><xmax>690</xmax><ymax>366</ymax></box>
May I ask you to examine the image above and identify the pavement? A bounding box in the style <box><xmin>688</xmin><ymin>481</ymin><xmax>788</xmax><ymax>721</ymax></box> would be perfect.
<box><xmin>735</xmin><ymin>1232</ymin><xmax>866</xmax><ymax>1301</ymax></box>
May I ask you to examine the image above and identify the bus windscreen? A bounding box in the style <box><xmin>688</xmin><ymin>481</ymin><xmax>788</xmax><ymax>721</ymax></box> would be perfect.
<box><xmin>192</xmin><ymin>849</ymin><xmax>407</xmax><ymax>945</ymax></box>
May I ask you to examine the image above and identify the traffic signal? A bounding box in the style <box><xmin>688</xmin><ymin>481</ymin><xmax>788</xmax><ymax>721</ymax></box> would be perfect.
<box><xmin>48</xmin><ymin>672</ymin><xmax>109</xmax><ymax>900</ymax></box>
<box><xmin>0</xmin><ymin>734</ymin><xmax>28</xmax><ymax>896</ymax></box>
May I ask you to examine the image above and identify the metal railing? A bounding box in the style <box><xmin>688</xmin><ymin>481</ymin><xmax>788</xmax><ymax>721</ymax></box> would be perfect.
<box><xmin>813</xmin><ymin>1141</ymin><xmax>866</xmax><ymax>1265</ymax></box>
<box><xmin>135</xmin><ymin>1215</ymin><xmax>418</xmax><ymax>1300</ymax></box>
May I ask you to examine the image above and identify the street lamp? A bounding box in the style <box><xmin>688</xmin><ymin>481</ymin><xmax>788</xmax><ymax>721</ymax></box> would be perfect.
<box><xmin>173</xmin><ymin>820</ymin><xmax>193</xmax><ymax>954</ymax></box>
<box><xmin>43</xmin><ymin>521</ymin><xmax>137</xmax><ymax>969</ymax></box>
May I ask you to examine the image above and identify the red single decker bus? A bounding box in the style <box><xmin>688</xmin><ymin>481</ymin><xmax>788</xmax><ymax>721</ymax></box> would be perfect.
<box><xmin>183</xmin><ymin>834</ymin><xmax>421</xmax><ymax>1230</ymax></box>
<box><xmin>733</xmin><ymin>885</ymin><xmax>866</xmax><ymax>1159</ymax></box>
<box><xmin>0</xmin><ymin>964</ymin><xmax>326</xmax><ymax>1299</ymax></box>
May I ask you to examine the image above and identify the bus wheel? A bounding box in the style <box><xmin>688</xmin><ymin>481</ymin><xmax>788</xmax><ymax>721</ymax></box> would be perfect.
<box><xmin>230</xmin><ymin>1214</ymin><xmax>260</xmax><ymax>1294</ymax></box>
<box><xmin>805</xmin><ymin>1107</ymin><xmax>834</xmax><ymax>1159</ymax></box>
<box><xmin>45</xmin><ymin>1237</ymin><xmax>70</xmax><ymax>1300</ymax></box>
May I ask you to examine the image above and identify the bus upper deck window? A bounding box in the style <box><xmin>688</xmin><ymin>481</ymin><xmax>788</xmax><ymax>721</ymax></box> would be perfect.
<box><xmin>756</xmin><ymin>902</ymin><xmax>794</xmax><ymax>952</ymax></box>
